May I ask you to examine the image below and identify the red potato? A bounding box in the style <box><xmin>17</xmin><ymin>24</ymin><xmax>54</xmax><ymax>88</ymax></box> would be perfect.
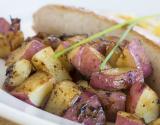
<box><xmin>0</xmin><ymin>18</ymin><xmax>24</xmax><ymax>58</ymax></box>
<box><xmin>11</xmin><ymin>72</ymin><xmax>54</xmax><ymax>107</ymax></box>
<box><xmin>116</xmin><ymin>39</ymin><xmax>152</xmax><ymax>78</ymax></box>
<box><xmin>115</xmin><ymin>111</ymin><xmax>145</xmax><ymax>125</ymax></box>
<box><xmin>90</xmin><ymin>68</ymin><xmax>144</xmax><ymax>91</ymax></box>
<box><xmin>105</xmin><ymin>36</ymin><xmax>126</xmax><ymax>67</ymax></box>
<box><xmin>90</xmin><ymin>39</ymin><xmax>109</xmax><ymax>55</ymax></box>
<box><xmin>68</xmin><ymin>45</ymin><xmax>111</xmax><ymax>77</ymax></box>
<box><xmin>45</xmin><ymin>80</ymin><xmax>81</xmax><ymax>115</ymax></box>
<box><xmin>29</xmin><ymin>32</ymin><xmax>62</xmax><ymax>50</ymax></box>
<box><xmin>6</xmin><ymin>40</ymin><xmax>45</xmax><ymax>66</ymax></box>
<box><xmin>55</xmin><ymin>34</ymin><xmax>87</xmax><ymax>71</ymax></box>
<box><xmin>0</xmin><ymin>18</ymin><xmax>10</xmax><ymax>34</ymax></box>
<box><xmin>149</xmin><ymin>118</ymin><xmax>160</xmax><ymax>125</ymax></box>
<box><xmin>59</xmin><ymin>34</ymin><xmax>87</xmax><ymax>42</ymax></box>
<box><xmin>55</xmin><ymin>41</ymin><xmax>73</xmax><ymax>72</ymax></box>
<box><xmin>0</xmin><ymin>34</ymin><xmax>11</xmax><ymax>58</ymax></box>
<box><xmin>32</xmin><ymin>47</ymin><xmax>71</xmax><ymax>83</ymax></box>
<box><xmin>127</xmin><ymin>83</ymin><xmax>159</xmax><ymax>123</ymax></box>
<box><xmin>63</xmin><ymin>91</ymin><xmax>106</xmax><ymax>125</ymax></box>
<box><xmin>4</xmin><ymin>59</ymin><xmax>32</xmax><ymax>91</ymax></box>
<box><xmin>97</xmin><ymin>91</ymin><xmax>126</xmax><ymax>122</ymax></box>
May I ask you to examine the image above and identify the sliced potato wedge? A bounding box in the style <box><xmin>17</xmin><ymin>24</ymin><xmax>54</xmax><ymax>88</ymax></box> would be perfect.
<box><xmin>4</xmin><ymin>59</ymin><xmax>32</xmax><ymax>91</ymax></box>
<box><xmin>127</xmin><ymin>83</ymin><xmax>159</xmax><ymax>123</ymax></box>
<box><xmin>115</xmin><ymin>111</ymin><xmax>145</xmax><ymax>125</ymax></box>
<box><xmin>32</xmin><ymin>47</ymin><xmax>71</xmax><ymax>83</ymax></box>
<box><xmin>11</xmin><ymin>72</ymin><xmax>54</xmax><ymax>107</ymax></box>
<box><xmin>45</xmin><ymin>80</ymin><xmax>81</xmax><ymax>115</ymax></box>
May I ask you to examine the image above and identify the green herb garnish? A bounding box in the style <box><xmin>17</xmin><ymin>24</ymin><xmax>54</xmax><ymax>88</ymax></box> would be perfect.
<box><xmin>53</xmin><ymin>14</ymin><xmax>160</xmax><ymax>59</ymax></box>
<box><xmin>100</xmin><ymin>14</ymin><xmax>160</xmax><ymax>70</ymax></box>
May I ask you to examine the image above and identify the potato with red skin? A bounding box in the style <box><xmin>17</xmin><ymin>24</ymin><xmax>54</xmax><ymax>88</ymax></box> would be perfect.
<box><xmin>90</xmin><ymin>68</ymin><xmax>144</xmax><ymax>91</ymax></box>
<box><xmin>63</xmin><ymin>91</ymin><xmax>106</xmax><ymax>125</ymax></box>
<box><xmin>4</xmin><ymin>59</ymin><xmax>32</xmax><ymax>91</ymax></box>
<box><xmin>45</xmin><ymin>80</ymin><xmax>81</xmax><ymax>115</ymax></box>
<box><xmin>0</xmin><ymin>18</ymin><xmax>10</xmax><ymax>34</ymax></box>
<box><xmin>32</xmin><ymin>47</ymin><xmax>71</xmax><ymax>83</ymax></box>
<box><xmin>115</xmin><ymin>111</ymin><xmax>145</xmax><ymax>125</ymax></box>
<box><xmin>97</xmin><ymin>91</ymin><xmax>126</xmax><ymax>122</ymax></box>
<box><xmin>68</xmin><ymin>45</ymin><xmax>111</xmax><ymax>77</ymax></box>
<box><xmin>90</xmin><ymin>38</ymin><xmax>110</xmax><ymax>55</ymax></box>
<box><xmin>116</xmin><ymin>39</ymin><xmax>152</xmax><ymax>78</ymax></box>
<box><xmin>126</xmin><ymin>83</ymin><xmax>159</xmax><ymax>123</ymax></box>
<box><xmin>11</xmin><ymin>72</ymin><xmax>54</xmax><ymax>107</ymax></box>
<box><xmin>0</xmin><ymin>18</ymin><xmax>24</xmax><ymax>58</ymax></box>
<box><xmin>6</xmin><ymin>40</ymin><xmax>45</xmax><ymax>66</ymax></box>
<box><xmin>55</xmin><ymin>35</ymin><xmax>87</xmax><ymax>71</ymax></box>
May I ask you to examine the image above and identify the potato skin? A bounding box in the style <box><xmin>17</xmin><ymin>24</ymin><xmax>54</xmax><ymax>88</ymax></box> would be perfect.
<box><xmin>127</xmin><ymin>83</ymin><xmax>159</xmax><ymax>123</ymax></box>
<box><xmin>32</xmin><ymin>47</ymin><xmax>71</xmax><ymax>83</ymax></box>
<box><xmin>45</xmin><ymin>80</ymin><xmax>81</xmax><ymax>115</ymax></box>
<box><xmin>97</xmin><ymin>91</ymin><xmax>126</xmax><ymax>122</ymax></box>
<box><xmin>0</xmin><ymin>18</ymin><xmax>10</xmax><ymax>34</ymax></box>
<box><xmin>6</xmin><ymin>40</ymin><xmax>45</xmax><ymax>66</ymax></box>
<box><xmin>116</xmin><ymin>39</ymin><xmax>152</xmax><ymax>78</ymax></box>
<box><xmin>11</xmin><ymin>72</ymin><xmax>54</xmax><ymax>107</ymax></box>
<box><xmin>4</xmin><ymin>59</ymin><xmax>32</xmax><ymax>91</ymax></box>
<box><xmin>90</xmin><ymin>68</ymin><xmax>144</xmax><ymax>91</ymax></box>
<box><xmin>115</xmin><ymin>111</ymin><xmax>145</xmax><ymax>125</ymax></box>
<box><xmin>68</xmin><ymin>45</ymin><xmax>110</xmax><ymax>77</ymax></box>
<box><xmin>63</xmin><ymin>91</ymin><xmax>106</xmax><ymax>125</ymax></box>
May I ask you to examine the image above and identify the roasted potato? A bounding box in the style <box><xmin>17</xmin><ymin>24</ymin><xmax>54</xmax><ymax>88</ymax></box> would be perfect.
<box><xmin>63</xmin><ymin>91</ymin><xmax>106</xmax><ymax>125</ymax></box>
<box><xmin>116</xmin><ymin>39</ymin><xmax>152</xmax><ymax>78</ymax></box>
<box><xmin>4</xmin><ymin>59</ymin><xmax>32</xmax><ymax>91</ymax></box>
<box><xmin>127</xmin><ymin>83</ymin><xmax>159</xmax><ymax>123</ymax></box>
<box><xmin>90</xmin><ymin>38</ymin><xmax>110</xmax><ymax>55</ymax></box>
<box><xmin>0</xmin><ymin>34</ymin><xmax>10</xmax><ymax>58</ymax></box>
<box><xmin>0</xmin><ymin>17</ymin><xmax>10</xmax><ymax>34</ymax></box>
<box><xmin>6</xmin><ymin>40</ymin><xmax>45</xmax><ymax>66</ymax></box>
<box><xmin>32</xmin><ymin>47</ymin><xmax>71</xmax><ymax>83</ymax></box>
<box><xmin>0</xmin><ymin>18</ymin><xmax>24</xmax><ymax>58</ymax></box>
<box><xmin>68</xmin><ymin>45</ymin><xmax>111</xmax><ymax>77</ymax></box>
<box><xmin>11</xmin><ymin>72</ymin><xmax>54</xmax><ymax>107</ymax></box>
<box><xmin>55</xmin><ymin>41</ymin><xmax>73</xmax><ymax>72</ymax></box>
<box><xmin>97</xmin><ymin>91</ymin><xmax>126</xmax><ymax>122</ymax></box>
<box><xmin>115</xmin><ymin>111</ymin><xmax>145</xmax><ymax>125</ymax></box>
<box><xmin>90</xmin><ymin>68</ymin><xmax>144</xmax><ymax>91</ymax></box>
<box><xmin>149</xmin><ymin>118</ymin><xmax>160</xmax><ymax>125</ymax></box>
<box><xmin>105</xmin><ymin>36</ymin><xmax>126</xmax><ymax>67</ymax></box>
<box><xmin>45</xmin><ymin>80</ymin><xmax>81</xmax><ymax>115</ymax></box>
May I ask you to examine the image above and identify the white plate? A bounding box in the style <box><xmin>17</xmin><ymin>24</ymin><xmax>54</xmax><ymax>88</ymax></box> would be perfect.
<box><xmin>0</xmin><ymin>0</ymin><xmax>160</xmax><ymax>124</ymax></box>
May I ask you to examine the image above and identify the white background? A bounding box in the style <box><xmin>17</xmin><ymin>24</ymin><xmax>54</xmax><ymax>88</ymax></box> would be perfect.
<box><xmin>0</xmin><ymin>0</ymin><xmax>160</xmax><ymax>36</ymax></box>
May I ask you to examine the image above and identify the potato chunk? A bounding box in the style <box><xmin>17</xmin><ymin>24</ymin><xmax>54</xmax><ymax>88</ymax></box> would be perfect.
<box><xmin>32</xmin><ymin>47</ymin><xmax>71</xmax><ymax>82</ymax></box>
<box><xmin>127</xmin><ymin>83</ymin><xmax>159</xmax><ymax>123</ymax></box>
<box><xmin>4</xmin><ymin>59</ymin><xmax>32</xmax><ymax>91</ymax></box>
<box><xmin>116</xmin><ymin>39</ymin><xmax>152</xmax><ymax>78</ymax></box>
<box><xmin>6</xmin><ymin>40</ymin><xmax>45</xmax><ymax>66</ymax></box>
<box><xmin>68</xmin><ymin>45</ymin><xmax>110</xmax><ymax>77</ymax></box>
<box><xmin>90</xmin><ymin>68</ymin><xmax>144</xmax><ymax>91</ymax></box>
<box><xmin>115</xmin><ymin>111</ymin><xmax>145</xmax><ymax>125</ymax></box>
<box><xmin>45</xmin><ymin>80</ymin><xmax>81</xmax><ymax>115</ymax></box>
<box><xmin>11</xmin><ymin>72</ymin><xmax>54</xmax><ymax>107</ymax></box>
